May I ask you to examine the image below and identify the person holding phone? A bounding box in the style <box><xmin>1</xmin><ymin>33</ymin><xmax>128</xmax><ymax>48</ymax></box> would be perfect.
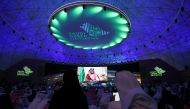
<box><xmin>114</xmin><ymin>71</ymin><xmax>157</xmax><ymax>109</ymax></box>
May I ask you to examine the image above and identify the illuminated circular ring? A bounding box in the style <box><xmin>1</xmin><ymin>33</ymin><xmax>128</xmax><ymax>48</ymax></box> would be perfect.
<box><xmin>48</xmin><ymin>1</ymin><xmax>131</xmax><ymax>49</ymax></box>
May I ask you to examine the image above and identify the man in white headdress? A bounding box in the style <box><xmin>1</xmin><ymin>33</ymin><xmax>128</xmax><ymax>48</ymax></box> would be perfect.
<box><xmin>85</xmin><ymin>68</ymin><xmax>100</xmax><ymax>81</ymax></box>
<box><xmin>114</xmin><ymin>71</ymin><xmax>157</xmax><ymax>109</ymax></box>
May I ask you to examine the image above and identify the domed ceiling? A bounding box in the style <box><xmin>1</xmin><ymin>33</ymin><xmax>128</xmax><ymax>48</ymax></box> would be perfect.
<box><xmin>0</xmin><ymin>0</ymin><xmax>190</xmax><ymax>70</ymax></box>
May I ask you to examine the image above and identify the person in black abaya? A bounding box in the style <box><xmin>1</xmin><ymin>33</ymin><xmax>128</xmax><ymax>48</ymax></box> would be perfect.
<box><xmin>49</xmin><ymin>71</ymin><xmax>89</xmax><ymax>109</ymax></box>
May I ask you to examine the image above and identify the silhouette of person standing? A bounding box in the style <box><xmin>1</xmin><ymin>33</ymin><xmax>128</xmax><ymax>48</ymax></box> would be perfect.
<box><xmin>49</xmin><ymin>71</ymin><xmax>88</xmax><ymax>109</ymax></box>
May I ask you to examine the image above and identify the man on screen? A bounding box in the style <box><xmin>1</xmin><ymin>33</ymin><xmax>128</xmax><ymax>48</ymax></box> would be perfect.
<box><xmin>85</xmin><ymin>68</ymin><xmax>100</xmax><ymax>81</ymax></box>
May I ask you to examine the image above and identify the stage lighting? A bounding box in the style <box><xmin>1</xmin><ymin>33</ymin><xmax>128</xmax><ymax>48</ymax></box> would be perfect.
<box><xmin>83</xmin><ymin>5</ymin><xmax>86</xmax><ymax>9</ymax></box>
<box><xmin>64</xmin><ymin>8</ymin><xmax>67</xmax><ymax>12</ymax></box>
<box><xmin>103</xmin><ymin>6</ymin><xmax>106</xmax><ymax>11</ymax></box>
<box><xmin>48</xmin><ymin>1</ymin><xmax>131</xmax><ymax>50</ymax></box>
<box><xmin>52</xmin><ymin>16</ymin><xmax>55</xmax><ymax>20</ymax></box>
<box><xmin>120</xmin><ymin>14</ymin><xmax>122</xmax><ymax>18</ymax></box>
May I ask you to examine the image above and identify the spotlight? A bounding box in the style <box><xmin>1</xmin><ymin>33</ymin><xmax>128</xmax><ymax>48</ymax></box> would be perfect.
<box><xmin>120</xmin><ymin>14</ymin><xmax>122</xmax><ymax>18</ymax></box>
<box><xmin>103</xmin><ymin>7</ymin><xmax>106</xmax><ymax>11</ymax></box>
<box><xmin>64</xmin><ymin>8</ymin><xmax>67</xmax><ymax>12</ymax></box>
<box><xmin>52</xmin><ymin>16</ymin><xmax>55</xmax><ymax>20</ymax></box>
<box><xmin>83</xmin><ymin>5</ymin><xmax>86</xmax><ymax>9</ymax></box>
<box><xmin>128</xmin><ymin>23</ymin><xmax>130</xmax><ymax>28</ymax></box>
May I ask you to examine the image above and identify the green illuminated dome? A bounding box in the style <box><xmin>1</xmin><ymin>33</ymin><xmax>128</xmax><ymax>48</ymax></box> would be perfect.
<box><xmin>49</xmin><ymin>1</ymin><xmax>131</xmax><ymax>49</ymax></box>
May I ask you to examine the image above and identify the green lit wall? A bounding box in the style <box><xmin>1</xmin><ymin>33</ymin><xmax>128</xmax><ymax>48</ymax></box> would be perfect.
<box><xmin>49</xmin><ymin>2</ymin><xmax>131</xmax><ymax>49</ymax></box>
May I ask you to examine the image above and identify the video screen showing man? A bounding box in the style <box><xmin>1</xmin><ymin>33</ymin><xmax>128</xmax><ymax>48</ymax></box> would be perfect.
<box><xmin>77</xmin><ymin>67</ymin><xmax>107</xmax><ymax>82</ymax></box>
<box><xmin>85</xmin><ymin>68</ymin><xmax>100</xmax><ymax>81</ymax></box>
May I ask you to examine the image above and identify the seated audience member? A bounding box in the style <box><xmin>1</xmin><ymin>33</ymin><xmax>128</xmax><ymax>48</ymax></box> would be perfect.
<box><xmin>115</xmin><ymin>71</ymin><xmax>157</xmax><ymax>109</ymax></box>
<box><xmin>49</xmin><ymin>72</ymin><xmax>88</xmax><ymax>109</ymax></box>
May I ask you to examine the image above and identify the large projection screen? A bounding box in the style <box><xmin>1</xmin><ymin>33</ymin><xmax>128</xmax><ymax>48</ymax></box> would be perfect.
<box><xmin>77</xmin><ymin>67</ymin><xmax>107</xmax><ymax>82</ymax></box>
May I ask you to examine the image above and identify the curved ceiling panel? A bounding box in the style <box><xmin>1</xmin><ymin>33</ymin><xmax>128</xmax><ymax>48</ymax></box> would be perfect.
<box><xmin>0</xmin><ymin>0</ymin><xmax>189</xmax><ymax>69</ymax></box>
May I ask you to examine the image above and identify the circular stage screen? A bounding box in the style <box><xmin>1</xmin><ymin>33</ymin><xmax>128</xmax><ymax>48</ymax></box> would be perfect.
<box><xmin>49</xmin><ymin>1</ymin><xmax>131</xmax><ymax>49</ymax></box>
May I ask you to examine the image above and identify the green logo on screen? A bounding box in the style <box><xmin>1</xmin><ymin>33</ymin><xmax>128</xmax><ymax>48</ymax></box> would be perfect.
<box><xmin>150</xmin><ymin>66</ymin><xmax>165</xmax><ymax>76</ymax></box>
<box><xmin>17</xmin><ymin>66</ymin><xmax>33</xmax><ymax>76</ymax></box>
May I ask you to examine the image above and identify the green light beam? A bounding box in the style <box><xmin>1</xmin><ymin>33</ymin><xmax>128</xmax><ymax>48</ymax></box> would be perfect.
<box><xmin>104</xmin><ymin>10</ymin><xmax>119</xmax><ymax>18</ymax></box>
<box><xmin>119</xmin><ymin>32</ymin><xmax>128</xmax><ymax>38</ymax></box>
<box><xmin>115</xmin><ymin>38</ymin><xmax>123</xmax><ymax>43</ymax></box>
<box><xmin>113</xmin><ymin>17</ymin><xmax>128</xmax><ymax>24</ymax></box>
<box><xmin>51</xmin><ymin>18</ymin><xmax>60</xmax><ymax>28</ymax></box>
<box><xmin>53</xmin><ymin>33</ymin><xmax>62</xmax><ymax>39</ymax></box>
<box><xmin>102</xmin><ymin>45</ymin><xmax>110</xmax><ymax>49</ymax></box>
<box><xmin>71</xmin><ymin>6</ymin><xmax>83</xmax><ymax>18</ymax></box>
<box><xmin>88</xmin><ymin>6</ymin><xmax>103</xmax><ymax>15</ymax></box>
<box><xmin>50</xmin><ymin>26</ymin><xmax>61</xmax><ymax>34</ymax></box>
<box><xmin>57</xmin><ymin>10</ymin><xmax>67</xmax><ymax>22</ymax></box>
<box><xmin>117</xmin><ymin>25</ymin><xmax>130</xmax><ymax>32</ymax></box>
